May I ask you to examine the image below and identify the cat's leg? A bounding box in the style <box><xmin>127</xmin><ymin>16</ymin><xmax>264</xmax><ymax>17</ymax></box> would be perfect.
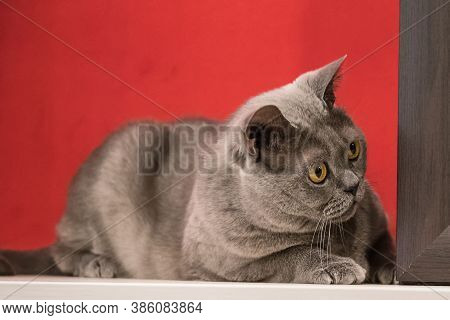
<box><xmin>289</xmin><ymin>247</ymin><xmax>367</xmax><ymax>284</ymax></box>
<box><xmin>51</xmin><ymin>243</ymin><xmax>117</xmax><ymax>278</ymax></box>
<box><xmin>211</xmin><ymin>246</ymin><xmax>367</xmax><ymax>284</ymax></box>
<box><xmin>367</xmin><ymin>230</ymin><xmax>396</xmax><ymax>284</ymax></box>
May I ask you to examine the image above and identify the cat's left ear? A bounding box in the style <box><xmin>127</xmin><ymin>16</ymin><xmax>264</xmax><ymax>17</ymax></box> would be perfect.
<box><xmin>295</xmin><ymin>55</ymin><xmax>346</xmax><ymax>109</ymax></box>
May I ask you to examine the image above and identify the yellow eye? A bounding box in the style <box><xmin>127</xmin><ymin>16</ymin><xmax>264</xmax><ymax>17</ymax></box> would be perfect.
<box><xmin>348</xmin><ymin>140</ymin><xmax>361</xmax><ymax>160</ymax></box>
<box><xmin>308</xmin><ymin>163</ymin><xmax>327</xmax><ymax>184</ymax></box>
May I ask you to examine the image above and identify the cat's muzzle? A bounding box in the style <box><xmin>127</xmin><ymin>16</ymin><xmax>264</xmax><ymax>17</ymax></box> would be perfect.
<box><xmin>323</xmin><ymin>193</ymin><xmax>356</xmax><ymax>220</ymax></box>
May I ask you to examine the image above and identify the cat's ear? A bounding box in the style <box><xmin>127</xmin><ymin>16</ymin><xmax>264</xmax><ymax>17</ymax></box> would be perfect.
<box><xmin>229</xmin><ymin>105</ymin><xmax>293</xmax><ymax>163</ymax></box>
<box><xmin>295</xmin><ymin>55</ymin><xmax>346</xmax><ymax>109</ymax></box>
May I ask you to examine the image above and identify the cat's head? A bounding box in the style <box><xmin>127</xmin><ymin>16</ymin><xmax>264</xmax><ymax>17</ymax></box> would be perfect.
<box><xmin>228</xmin><ymin>56</ymin><xmax>367</xmax><ymax>222</ymax></box>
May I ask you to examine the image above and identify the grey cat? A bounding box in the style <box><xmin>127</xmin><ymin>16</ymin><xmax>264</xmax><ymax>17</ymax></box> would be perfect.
<box><xmin>0</xmin><ymin>57</ymin><xmax>395</xmax><ymax>284</ymax></box>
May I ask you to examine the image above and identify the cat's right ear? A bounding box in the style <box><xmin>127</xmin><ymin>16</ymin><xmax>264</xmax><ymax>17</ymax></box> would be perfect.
<box><xmin>228</xmin><ymin>105</ymin><xmax>292</xmax><ymax>165</ymax></box>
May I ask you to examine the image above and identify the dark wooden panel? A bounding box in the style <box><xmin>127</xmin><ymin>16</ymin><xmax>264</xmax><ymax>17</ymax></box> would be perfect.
<box><xmin>399</xmin><ymin>227</ymin><xmax>450</xmax><ymax>283</ymax></box>
<box><xmin>397</xmin><ymin>0</ymin><xmax>449</xmax><ymax>284</ymax></box>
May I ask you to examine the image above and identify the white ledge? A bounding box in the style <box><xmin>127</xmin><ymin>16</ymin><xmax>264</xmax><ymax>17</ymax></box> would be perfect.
<box><xmin>0</xmin><ymin>276</ymin><xmax>449</xmax><ymax>300</ymax></box>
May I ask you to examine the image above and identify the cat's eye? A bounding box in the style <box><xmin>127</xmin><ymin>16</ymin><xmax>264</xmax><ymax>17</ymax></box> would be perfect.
<box><xmin>308</xmin><ymin>163</ymin><xmax>327</xmax><ymax>184</ymax></box>
<box><xmin>348</xmin><ymin>140</ymin><xmax>361</xmax><ymax>160</ymax></box>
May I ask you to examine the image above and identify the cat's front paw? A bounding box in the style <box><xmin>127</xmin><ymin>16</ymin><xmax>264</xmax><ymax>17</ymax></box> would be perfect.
<box><xmin>312</xmin><ymin>258</ymin><xmax>366</xmax><ymax>284</ymax></box>
<box><xmin>75</xmin><ymin>255</ymin><xmax>116</xmax><ymax>278</ymax></box>
<box><xmin>373</xmin><ymin>262</ymin><xmax>397</xmax><ymax>284</ymax></box>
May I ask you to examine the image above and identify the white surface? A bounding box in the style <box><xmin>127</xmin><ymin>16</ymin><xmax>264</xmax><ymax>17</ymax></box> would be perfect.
<box><xmin>0</xmin><ymin>276</ymin><xmax>449</xmax><ymax>300</ymax></box>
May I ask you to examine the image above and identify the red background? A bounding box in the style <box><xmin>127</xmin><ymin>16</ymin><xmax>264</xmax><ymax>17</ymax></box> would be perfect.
<box><xmin>0</xmin><ymin>0</ymin><xmax>398</xmax><ymax>249</ymax></box>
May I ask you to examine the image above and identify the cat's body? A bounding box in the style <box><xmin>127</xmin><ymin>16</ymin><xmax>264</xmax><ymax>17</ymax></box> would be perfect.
<box><xmin>0</xmin><ymin>57</ymin><xmax>395</xmax><ymax>284</ymax></box>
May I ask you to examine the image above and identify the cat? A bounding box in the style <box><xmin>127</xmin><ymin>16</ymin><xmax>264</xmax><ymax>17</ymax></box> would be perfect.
<box><xmin>0</xmin><ymin>56</ymin><xmax>396</xmax><ymax>284</ymax></box>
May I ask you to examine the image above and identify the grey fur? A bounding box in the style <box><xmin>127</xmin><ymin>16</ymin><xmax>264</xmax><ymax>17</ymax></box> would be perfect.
<box><xmin>0</xmin><ymin>57</ymin><xmax>395</xmax><ymax>284</ymax></box>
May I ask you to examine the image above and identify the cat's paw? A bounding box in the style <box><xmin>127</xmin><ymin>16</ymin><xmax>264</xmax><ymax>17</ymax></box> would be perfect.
<box><xmin>312</xmin><ymin>258</ymin><xmax>366</xmax><ymax>284</ymax></box>
<box><xmin>373</xmin><ymin>263</ymin><xmax>397</xmax><ymax>284</ymax></box>
<box><xmin>76</xmin><ymin>256</ymin><xmax>116</xmax><ymax>278</ymax></box>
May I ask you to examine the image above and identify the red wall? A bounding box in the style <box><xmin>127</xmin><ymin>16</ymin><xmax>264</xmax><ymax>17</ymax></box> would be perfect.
<box><xmin>0</xmin><ymin>0</ymin><xmax>398</xmax><ymax>249</ymax></box>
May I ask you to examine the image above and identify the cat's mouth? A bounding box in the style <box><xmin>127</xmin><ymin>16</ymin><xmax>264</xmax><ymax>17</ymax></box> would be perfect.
<box><xmin>322</xmin><ymin>194</ymin><xmax>358</xmax><ymax>221</ymax></box>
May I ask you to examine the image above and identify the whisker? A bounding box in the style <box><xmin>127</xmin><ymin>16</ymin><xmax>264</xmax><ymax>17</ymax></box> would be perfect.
<box><xmin>323</xmin><ymin>220</ymin><xmax>328</xmax><ymax>266</ymax></box>
<box><xmin>327</xmin><ymin>221</ymin><xmax>332</xmax><ymax>266</ymax></box>
<box><xmin>325</xmin><ymin>220</ymin><xmax>328</xmax><ymax>266</ymax></box>
<box><xmin>310</xmin><ymin>217</ymin><xmax>322</xmax><ymax>260</ymax></box>
<box><xmin>318</xmin><ymin>219</ymin><xmax>326</xmax><ymax>266</ymax></box>
<box><xmin>338</xmin><ymin>217</ymin><xmax>346</xmax><ymax>253</ymax></box>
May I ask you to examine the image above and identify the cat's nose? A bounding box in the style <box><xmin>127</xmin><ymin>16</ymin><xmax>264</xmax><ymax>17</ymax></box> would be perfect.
<box><xmin>342</xmin><ymin>170</ymin><xmax>359</xmax><ymax>196</ymax></box>
<box><xmin>344</xmin><ymin>183</ymin><xmax>359</xmax><ymax>196</ymax></box>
